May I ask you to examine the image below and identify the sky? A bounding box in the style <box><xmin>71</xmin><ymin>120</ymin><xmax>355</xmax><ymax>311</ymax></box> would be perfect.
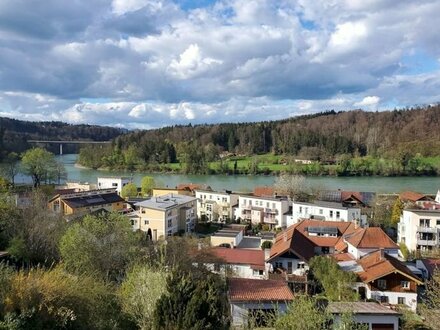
<box><xmin>0</xmin><ymin>0</ymin><xmax>439</xmax><ymax>129</ymax></box>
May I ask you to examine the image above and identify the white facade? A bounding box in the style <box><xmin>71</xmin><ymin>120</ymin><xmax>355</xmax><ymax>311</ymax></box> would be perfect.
<box><xmin>270</xmin><ymin>256</ymin><xmax>308</xmax><ymax>276</ymax></box>
<box><xmin>291</xmin><ymin>201</ymin><xmax>366</xmax><ymax>226</ymax></box>
<box><xmin>436</xmin><ymin>189</ymin><xmax>440</xmax><ymax>204</ymax></box>
<box><xmin>398</xmin><ymin>209</ymin><xmax>440</xmax><ymax>251</ymax></box>
<box><xmin>195</xmin><ymin>190</ymin><xmax>238</xmax><ymax>222</ymax></box>
<box><xmin>346</xmin><ymin>242</ymin><xmax>400</xmax><ymax>260</ymax></box>
<box><xmin>208</xmin><ymin>263</ymin><xmax>266</xmax><ymax>280</ymax></box>
<box><xmin>237</xmin><ymin>195</ymin><xmax>290</xmax><ymax>228</ymax></box>
<box><xmin>362</xmin><ymin>284</ymin><xmax>418</xmax><ymax>312</ymax></box>
<box><xmin>97</xmin><ymin>177</ymin><xmax>132</xmax><ymax>195</ymax></box>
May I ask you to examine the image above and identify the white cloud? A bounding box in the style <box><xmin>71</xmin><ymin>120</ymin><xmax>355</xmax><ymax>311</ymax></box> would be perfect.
<box><xmin>354</xmin><ymin>96</ymin><xmax>381</xmax><ymax>107</ymax></box>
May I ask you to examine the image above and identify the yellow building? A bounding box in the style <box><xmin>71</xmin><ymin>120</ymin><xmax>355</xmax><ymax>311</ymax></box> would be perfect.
<box><xmin>48</xmin><ymin>189</ymin><xmax>125</xmax><ymax>219</ymax></box>
<box><xmin>152</xmin><ymin>187</ymin><xmax>194</xmax><ymax>197</ymax></box>
<box><xmin>134</xmin><ymin>193</ymin><xmax>197</xmax><ymax>240</ymax></box>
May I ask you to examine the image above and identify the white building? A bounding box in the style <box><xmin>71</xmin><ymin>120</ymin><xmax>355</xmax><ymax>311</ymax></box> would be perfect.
<box><xmin>237</xmin><ymin>195</ymin><xmax>290</xmax><ymax>228</ymax></box>
<box><xmin>291</xmin><ymin>200</ymin><xmax>367</xmax><ymax>226</ymax></box>
<box><xmin>97</xmin><ymin>176</ymin><xmax>132</xmax><ymax>195</ymax></box>
<box><xmin>398</xmin><ymin>209</ymin><xmax>440</xmax><ymax>252</ymax></box>
<box><xmin>436</xmin><ymin>189</ymin><xmax>440</xmax><ymax>204</ymax></box>
<box><xmin>195</xmin><ymin>190</ymin><xmax>238</xmax><ymax>222</ymax></box>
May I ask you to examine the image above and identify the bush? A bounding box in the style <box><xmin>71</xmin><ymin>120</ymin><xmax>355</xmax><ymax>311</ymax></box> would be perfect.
<box><xmin>261</xmin><ymin>241</ymin><xmax>273</xmax><ymax>249</ymax></box>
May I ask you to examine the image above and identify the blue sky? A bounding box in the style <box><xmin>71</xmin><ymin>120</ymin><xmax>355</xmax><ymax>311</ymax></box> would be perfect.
<box><xmin>0</xmin><ymin>0</ymin><xmax>439</xmax><ymax>129</ymax></box>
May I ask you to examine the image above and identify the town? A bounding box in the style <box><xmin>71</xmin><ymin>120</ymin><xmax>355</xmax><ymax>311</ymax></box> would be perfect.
<box><xmin>3</xmin><ymin>168</ymin><xmax>439</xmax><ymax>329</ymax></box>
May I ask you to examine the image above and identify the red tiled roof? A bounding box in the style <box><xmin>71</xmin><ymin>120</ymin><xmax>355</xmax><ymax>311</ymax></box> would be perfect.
<box><xmin>253</xmin><ymin>186</ymin><xmax>275</xmax><ymax>197</ymax></box>
<box><xmin>341</xmin><ymin>191</ymin><xmax>364</xmax><ymax>204</ymax></box>
<box><xmin>399</xmin><ymin>191</ymin><xmax>429</xmax><ymax>202</ymax></box>
<box><xmin>421</xmin><ymin>258</ymin><xmax>440</xmax><ymax>277</ymax></box>
<box><xmin>331</xmin><ymin>252</ymin><xmax>355</xmax><ymax>262</ymax></box>
<box><xmin>345</xmin><ymin>227</ymin><xmax>398</xmax><ymax>249</ymax></box>
<box><xmin>228</xmin><ymin>278</ymin><xmax>294</xmax><ymax>302</ymax></box>
<box><xmin>357</xmin><ymin>250</ymin><xmax>422</xmax><ymax>284</ymax></box>
<box><xmin>212</xmin><ymin>247</ymin><xmax>265</xmax><ymax>270</ymax></box>
<box><xmin>269</xmin><ymin>220</ymin><xmax>357</xmax><ymax>262</ymax></box>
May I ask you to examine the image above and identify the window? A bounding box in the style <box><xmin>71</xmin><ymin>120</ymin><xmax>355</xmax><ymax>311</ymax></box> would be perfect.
<box><xmin>377</xmin><ymin>279</ymin><xmax>387</xmax><ymax>289</ymax></box>
<box><xmin>330</xmin><ymin>210</ymin><xmax>334</xmax><ymax>218</ymax></box>
<box><xmin>112</xmin><ymin>183</ymin><xmax>118</xmax><ymax>187</ymax></box>
<box><xmin>144</xmin><ymin>220</ymin><xmax>149</xmax><ymax>225</ymax></box>
<box><xmin>272</xmin><ymin>203</ymin><xmax>275</xmax><ymax>209</ymax></box>
<box><xmin>141</xmin><ymin>208</ymin><xmax>145</xmax><ymax>214</ymax></box>
<box><xmin>398</xmin><ymin>297</ymin><xmax>406</xmax><ymax>305</ymax></box>
<box><xmin>437</xmin><ymin>220</ymin><xmax>440</xmax><ymax>226</ymax></box>
<box><xmin>275</xmin><ymin>262</ymin><xmax>283</xmax><ymax>269</ymax></box>
<box><xmin>130</xmin><ymin>220</ymin><xmax>135</xmax><ymax>226</ymax></box>
<box><xmin>167</xmin><ymin>211</ymin><xmax>172</xmax><ymax>217</ymax></box>
<box><xmin>379</xmin><ymin>296</ymin><xmax>389</xmax><ymax>303</ymax></box>
<box><xmin>299</xmin><ymin>207</ymin><xmax>302</xmax><ymax>213</ymax></box>
<box><xmin>336</xmin><ymin>211</ymin><xmax>340</xmax><ymax>219</ymax></box>
<box><xmin>319</xmin><ymin>209</ymin><xmax>323</xmax><ymax>215</ymax></box>
<box><xmin>401</xmin><ymin>281</ymin><xmax>410</xmax><ymax>289</ymax></box>
<box><xmin>297</xmin><ymin>262</ymin><xmax>305</xmax><ymax>269</ymax></box>
<box><xmin>214</xmin><ymin>264</ymin><xmax>220</xmax><ymax>272</ymax></box>
<box><xmin>420</xmin><ymin>218</ymin><xmax>431</xmax><ymax>227</ymax></box>
<box><xmin>266</xmin><ymin>202</ymin><xmax>269</xmax><ymax>208</ymax></box>
<box><xmin>253</xmin><ymin>269</ymin><xmax>264</xmax><ymax>276</ymax></box>
<box><xmin>167</xmin><ymin>230</ymin><xmax>172</xmax><ymax>237</ymax></box>
<box><xmin>168</xmin><ymin>219</ymin><xmax>172</xmax><ymax>228</ymax></box>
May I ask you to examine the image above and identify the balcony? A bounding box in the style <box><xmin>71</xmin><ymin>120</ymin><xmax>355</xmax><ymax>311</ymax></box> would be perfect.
<box><xmin>265</xmin><ymin>208</ymin><xmax>279</xmax><ymax>215</ymax></box>
<box><xmin>263</xmin><ymin>217</ymin><xmax>278</xmax><ymax>224</ymax></box>
<box><xmin>417</xmin><ymin>226</ymin><xmax>438</xmax><ymax>233</ymax></box>
<box><xmin>417</xmin><ymin>239</ymin><xmax>438</xmax><ymax>246</ymax></box>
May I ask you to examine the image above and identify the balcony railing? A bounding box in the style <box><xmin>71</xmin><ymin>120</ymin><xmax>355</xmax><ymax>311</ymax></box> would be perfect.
<box><xmin>417</xmin><ymin>239</ymin><xmax>438</xmax><ymax>246</ymax></box>
<box><xmin>263</xmin><ymin>217</ymin><xmax>278</xmax><ymax>224</ymax></box>
<box><xmin>417</xmin><ymin>226</ymin><xmax>438</xmax><ymax>233</ymax></box>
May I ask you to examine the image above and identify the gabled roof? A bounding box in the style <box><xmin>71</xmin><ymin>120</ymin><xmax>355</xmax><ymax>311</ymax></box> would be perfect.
<box><xmin>61</xmin><ymin>191</ymin><xmax>125</xmax><ymax>209</ymax></box>
<box><xmin>357</xmin><ymin>250</ymin><xmax>422</xmax><ymax>284</ymax></box>
<box><xmin>228</xmin><ymin>278</ymin><xmax>294</xmax><ymax>302</ymax></box>
<box><xmin>268</xmin><ymin>220</ymin><xmax>357</xmax><ymax>262</ymax></box>
<box><xmin>328</xmin><ymin>302</ymin><xmax>400</xmax><ymax>315</ymax></box>
<box><xmin>400</xmin><ymin>191</ymin><xmax>430</xmax><ymax>202</ymax></box>
<box><xmin>177</xmin><ymin>183</ymin><xmax>211</xmax><ymax>192</ymax></box>
<box><xmin>212</xmin><ymin>247</ymin><xmax>265</xmax><ymax>270</ymax></box>
<box><xmin>344</xmin><ymin>227</ymin><xmax>398</xmax><ymax>249</ymax></box>
<box><xmin>420</xmin><ymin>258</ymin><xmax>440</xmax><ymax>277</ymax></box>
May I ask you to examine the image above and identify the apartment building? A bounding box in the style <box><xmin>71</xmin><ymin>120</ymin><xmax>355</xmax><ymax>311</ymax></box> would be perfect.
<box><xmin>236</xmin><ymin>195</ymin><xmax>290</xmax><ymax>228</ymax></box>
<box><xmin>97</xmin><ymin>177</ymin><xmax>132</xmax><ymax>195</ymax></box>
<box><xmin>398</xmin><ymin>209</ymin><xmax>440</xmax><ymax>252</ymax></box>
<box><xmin>134</xmin><ymin>194</ymin><xmax>197</xmax><ymax>241</ymax></box>
<box><xmin>195</xmin><ymin>190</ymin><xmax>239</xmax><ymax>222</ymax></box>
<box><xmin>290</xmin><ymin>200</ymin><xmax>367</xmax><ymax>227</ymax></box>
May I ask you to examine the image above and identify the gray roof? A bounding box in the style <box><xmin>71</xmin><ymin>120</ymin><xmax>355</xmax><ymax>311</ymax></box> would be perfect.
<box><xmin>295</xmin><ymin>200</ymin><xmax>355</xmax><ymax>210</ymax></box>
<box><xmin>135</xmin><ymin>194</ymin><xmax>196</xmax><ymax>210</ymax></box>
<box><xmin>405</xmin><ymin>209</ymin><xmax>440</xmax><ymax>216</ymax></box>
<box><xmin>328</xmin><ymin>302</ymin><xmax>400</xmax><ymax>315</ymax></box>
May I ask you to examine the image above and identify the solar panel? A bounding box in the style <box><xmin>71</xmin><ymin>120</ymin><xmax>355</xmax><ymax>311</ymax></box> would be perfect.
<box><xmin>86</xmin><ymin>197</ymin><xmax>106</xmax><ymax>204</ymax></box>
<box><xmin>307</xmin><ymin>226</ymin><xmax>338</xmax><ymax>235</ymax></box>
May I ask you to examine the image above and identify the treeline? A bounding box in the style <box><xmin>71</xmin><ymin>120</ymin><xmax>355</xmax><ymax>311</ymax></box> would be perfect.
<box><xmin>0</xmin><ymin>117</ymin><xmax>124</xmax><ymax>159</ymax></box>
<box><xmin>78</xmin><ymin>106</ymin><xmax>440</xmax><ymax>175</ymax></box>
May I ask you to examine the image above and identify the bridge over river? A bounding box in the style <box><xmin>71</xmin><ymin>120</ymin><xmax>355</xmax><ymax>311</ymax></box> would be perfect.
<box><xmin>27</xmin><ymin>140</ymin><xmax>112</xmax><ymax>155</ymax></box>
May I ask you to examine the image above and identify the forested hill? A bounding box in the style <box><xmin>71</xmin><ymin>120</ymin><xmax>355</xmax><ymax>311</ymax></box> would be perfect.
<box><xmin>0</xmin><ymin>117</ymin><xmax>124</xmax><ymax>158</ymax></box>
<box><xmin>112</xmin><ymin>106</ymin><xmax>440</xmax><ymax>161</ymax></box>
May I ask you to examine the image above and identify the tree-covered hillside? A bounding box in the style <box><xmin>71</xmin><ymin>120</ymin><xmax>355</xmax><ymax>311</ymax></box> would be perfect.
<box><xmin>0</xmin><ymin>117</ymin><xmax>124</xmax><ymax>158</ymax></box>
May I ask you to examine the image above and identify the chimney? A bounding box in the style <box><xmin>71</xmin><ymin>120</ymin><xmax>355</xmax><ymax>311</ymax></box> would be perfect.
<box><xmin>283</xmin><ymin>232</ymin><xmax>288</xmax><ymax>242</ymax></box>
<box><xmin>379</xmin><ymin>248</ymin><xmax>384</xmax><ymax>260</ymax></box>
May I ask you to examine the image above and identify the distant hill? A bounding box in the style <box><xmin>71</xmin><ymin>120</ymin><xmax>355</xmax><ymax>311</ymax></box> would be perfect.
<box><xmin>112</xmin><ymin>105</ymin><xmax>440</xmax><ymax>161</ymax></box>
<box><xmin>0</xmin><ymin>117</ymin><xmax>124</xmax><ymax>158</ymax></box>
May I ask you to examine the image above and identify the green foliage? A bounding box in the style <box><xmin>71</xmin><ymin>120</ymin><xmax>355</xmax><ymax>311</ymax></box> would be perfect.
<box><xmin>391</xmin><ymin>198</ymin><xmax>404</xmax><ymax>225</ymax></box>
<box><xmin>20</xmin><ymin>148</ymin><xmax>60</xmax><ymax>188</ymax></box>
<box><xmin>275</xmin><ymin>296</ymin><xmax>330</xmax><ymax>330</ymax></box>
<box><xmin>140</xmin><ymin>176</ymin><xmax>155</xmax><ymax>196</ymax></box>
<box><xmin>121</xmin><ymin>183</ymin><xmax>138</xmax><ymax>198</ymax></box>
<box><xmin>420</xmin><ymin>269</ymin><xmax>440</xmax><ymax>329</ymax></box>
<box><xmin>0</xmin><ymin>266</ymin><xmax>132</xmax><ymax>329</ymax></box>
<box><xmin>120</xmin><ymin>265</ymin><xmax>167</xmax><ymax>330</ymax></box>
<box><xmin>261</xmin><ymin>241</ymin><xmax>273</xmax><ymax>249</ymax></box>
<box><xmin>399</xmin><ymin>242</ymin><xmax>410</xmax><ymax>261</ymax></box>
<box><xmin>335</xmin><ymin>311</ymin><xmax>369</xmax><ymax>330</ymax></box>
<box><xmin>309</xmin><ymin>256</ymin><xmax>359</xmax><ymax>301</ymax></box>
<box><xmin>153</xmin><ymin>270</ymin><xmax>230</xmax><ymax>330</ymax></box>
<box><xmin>59</xmin><ymin>212</ymin><xmax>141</xmax><ymax>281</ymax></box>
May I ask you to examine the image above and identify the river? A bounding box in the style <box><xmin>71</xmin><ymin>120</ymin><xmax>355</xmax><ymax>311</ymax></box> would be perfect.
<box><xmin>10</xmin><ymin>154</ymin><xmax>440</xmax><ymax>194</ymax></box>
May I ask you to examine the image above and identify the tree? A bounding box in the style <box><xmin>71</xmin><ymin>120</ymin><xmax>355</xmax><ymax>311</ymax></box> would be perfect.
<box><xmin>20</xmin><ymin>148</ymin><xmax>59</xmax><ymax>188</ymax></box>
<box><xmin>0</xmin><ymin>266</ymin><xmax>132</xmax><ymax>329</ymax></box>
<box><xmin>309</xmin><ymin>256</ymin><xmax>359</xmax><ymax>301</ymax></box>
<box><xmin>275</xmin><ymin>295</ymin><xmax>330</xmax><ymax>330</ymax></box>
<box><xmin>420</xmin><ymin>269</ymin><xmax>440</xmax><ymax>328</ymax></box>
<box><xmin>140</xmin><ymin>176</ymin><xmax>155</xmax><ymax>196</ymax></box>
<box><xmin>261</xmin><ymin>241</ymin><xmax>273</xmax><ymax>249</ymax></box>
<box><xmin>121</xmin><ymin>183</ymin><xmax>138</xmax><ymax>198</ymax></box>
<box><xmin>274</xmin><ymin>174</ymin><xmax>318</xmax><ymax>202</ymax></box>
<box><xmin>391</xmin><ymin>198</ymin><xmax>404</xmax><ymax>225</ymax></box>
<box><xmin>120</xmin><ymin>265</ymin><xmax>167</xmax><ymax>330</ymax></box>
<box><xmin>1</xmin><ymin>152</ymin><xmax>19</xmax><ymax>186</ymax></box>
<box><xmin>59</xmin><ymin>212</ymin><xmax>141</xmax><ymax>281</ymax></box>
<box><xmin>153</xmin><ymin>270</ymin><xmax>230</xmax><ymax>330</ymax></box>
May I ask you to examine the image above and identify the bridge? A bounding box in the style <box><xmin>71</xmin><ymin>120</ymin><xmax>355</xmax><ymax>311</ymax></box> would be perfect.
<box><xmin>27</xmin><ymin>140</ymin><xmax>112</xmax><ymax>155</ymax></box>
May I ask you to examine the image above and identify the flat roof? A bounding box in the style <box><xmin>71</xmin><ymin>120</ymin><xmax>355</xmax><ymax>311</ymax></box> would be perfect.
<box><xmin>135</xmin><ymin>194</ymin><xmax>196</xmax><ymax>210</ymax></box>
<box><xmin>328</xmin><ymin>302</ymin><xmax>400</xmax><ymax>315</ymax></box>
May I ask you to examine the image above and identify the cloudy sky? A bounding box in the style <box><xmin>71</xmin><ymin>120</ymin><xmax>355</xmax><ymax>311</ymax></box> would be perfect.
<box><xmin>0</xmin><ymin>0</ymin><xmax>439</xmax><ymax>129</ymax></box>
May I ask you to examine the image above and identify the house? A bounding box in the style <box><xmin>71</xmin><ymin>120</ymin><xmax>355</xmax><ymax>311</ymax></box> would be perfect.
<box><xmin>415</xmin><ymin>258</ymin><xmax>440</xmax><ymax>279</ymax></box>
<box><xmin>338</xmin><ymin>250</ymin><xmax>422</xmax><ymax>311</ymax></box>
<box><xmin>211</xmin><ymin>229</ymin><xmax>244</xmax><ymax>248</ymax></box>
<box><xmin>267</xmin><ymin>220</ymin><xmax>357</xmax><ymax>277</ymax></box>
<box><xmin>48</xmin><ymin>189</ymin><xmax>125</xmax><ymax>219</ymax></box>
<box><xmin>195</xmin><ymin>190</ymin><xmax>239</xmax><ymax>222</ymax></box>
<box><xmin>237</xmin><ymin>195</ymin><xmax>290</xmax><ymax>228</ymax></box>
<box><xmin>134</xmin><ymin>193</ymin><xmax>197</xmax><ymax>240</ymax></box>
<box><xmin>290</xmin><ymin>200</ymin><xmax>367</xmax><ymax>227</ymax></box>
<box><xmin>399</xmin><ymin>191</ymin><xmax>432</xmax><ymax>206</ymax></box>
<box><xmin>397</xmin><ymin>209</ymin><xmax>440</xmax><ymax>252</ymax></box>
<box><xmin>210</xmin><ymin>247</ymin><xmax>266</xmax><ymax>279</ymax></box>
<box><xmin>97</xmin><ymin>177</ymin><xmax>132</xmax><ymax>195</ymax></box>
<box><xmin>342</xmin><ymin>227</ymin><xmax>400</xmax><ymax>259</ymax></box>
<box><xmin>319</xmin><ymin>190</ymin><xmax>374</xmax><ymax>208</ymax></box>
<box><xmin>228</xmin><ymin>278</ymin><xmax>294</xmax><ymax>327</ymax></box>
<box><xmin>56</xmin><ymin>181</ymin><xmax>96</xmax><ymax>192</ymax></box>
<box><xmin>328</xmin><ymin>302</ymin><xmax>400</xmax><ymax>330</ymax></box>
<box><xmin>176</xmin><ymin>183</ymin><xmax>212</xmax><ymax>195</ymax></box>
